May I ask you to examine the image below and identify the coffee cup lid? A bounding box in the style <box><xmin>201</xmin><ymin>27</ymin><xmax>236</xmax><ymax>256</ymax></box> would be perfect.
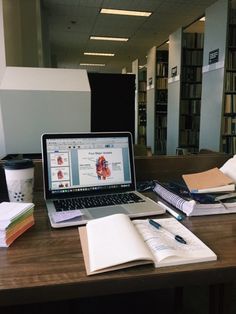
<box><xmin>4</xmin><ymin>159</ymin><xmax>34</xmax><ymax>170</ymax></box>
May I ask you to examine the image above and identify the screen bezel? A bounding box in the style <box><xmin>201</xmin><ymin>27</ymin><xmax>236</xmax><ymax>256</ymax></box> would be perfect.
<box><xmin>41</xmin><ymin>132</ymin><xmax>136</xmax><ymax>200</ymax></box>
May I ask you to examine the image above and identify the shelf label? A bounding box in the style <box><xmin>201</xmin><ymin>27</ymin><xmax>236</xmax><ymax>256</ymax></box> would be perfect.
<box><xmin>209</xmin><ymin>49</ymin><xmax>219</xmax><ymax>65</ymax></box>
<box><xmin>171</xmin><ymin>66</ymin><xmax>178</xmax><ymax>77</ymax></box>
<box><xmin>147</xmin><ymin>77</ymin><xmax>154</xmax><ymax>90</ymax></box>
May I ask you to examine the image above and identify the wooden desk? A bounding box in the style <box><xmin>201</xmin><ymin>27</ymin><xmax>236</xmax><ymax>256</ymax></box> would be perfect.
<box><xmin>0</xmin><ymin>154</ymin><xmax>235</xmax><ymax>313</ymax></box>
<box><xmin>0</xmin><ymin>191</ymin><xmax>236</xmax><ymax>309</ymax></box>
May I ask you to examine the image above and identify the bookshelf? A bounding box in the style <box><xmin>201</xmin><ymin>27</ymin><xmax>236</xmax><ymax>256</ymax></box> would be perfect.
<box><xmin>138</xmin><ymin>67</ymin><xmax>147</xmax><ymax>145</ymax></box>
<box><xmin>167</xmin><ymin>23</ymin><xmax>204</xmax><ymax>155</ymax></box>
<box><xmin>222</xmin><ymin>2</ymin><xmax>236</xmax><ymax>153</ymax></box>
<box><xmin>199</xmin><ymin>0</ymin><xmax>229</xmax><ymax>152</ymax></box>
<box><xmin>156</xmin><ymin>50</ymin><xmax>168</xmax><ymax>154</ymax></box>
<box><xmin>179</xmin><ymin>32</ymin><xmax>204</xmax><ymax>153</ymax></box>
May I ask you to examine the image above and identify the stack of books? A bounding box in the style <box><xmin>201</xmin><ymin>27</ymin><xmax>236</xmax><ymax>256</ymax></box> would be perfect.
<box><xmin>0</xmin><ymin>202</ymin><xmax>35</xmax><ymax>247</ymax></box>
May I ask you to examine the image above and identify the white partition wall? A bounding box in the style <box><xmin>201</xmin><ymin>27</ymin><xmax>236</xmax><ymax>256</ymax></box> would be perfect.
<box><xmin>0</xmin><ymin>67</ymin><xmax>91</xmax><ymax>155</ymax></box>
<box><xmin>166</xmin><ymin>28</ymin><xmax>182</xmax><ymax>155</ymax></box>
<box><xmin>199</xmin><ymin>0</ymin><xmax>229</xmax><ymax>151</ymax></box>
<box><xmin>0</xmin><ymin>0</ymin><xmax>6</xmax><ymax>158</ymax></box>
<box><xmin>132</xmin><ymin>59</ymin><xmax>139</xmax><ymax>144</ymax></box>
<box><xmin>146</xmin><ymin>46</ymin><xmax>156</xmax><ymax>152</ymax></box>
<box><xmin>0</xmin><ymin>0</ymin><xmax>90</xmax><ymax>158</ymax></box>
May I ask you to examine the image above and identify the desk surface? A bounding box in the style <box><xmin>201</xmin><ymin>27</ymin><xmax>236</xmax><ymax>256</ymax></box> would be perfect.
<box><xmin>1</xmin><ymin>192</ymin><xmax>236</xmax><ymax>306</ymax></box>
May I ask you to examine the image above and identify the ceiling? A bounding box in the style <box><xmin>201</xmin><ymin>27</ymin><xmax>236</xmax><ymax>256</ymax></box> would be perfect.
<box><xmin>42</xmin><ymin>0</ymin><xmax>217</xmax><ymax>73</ymax></box>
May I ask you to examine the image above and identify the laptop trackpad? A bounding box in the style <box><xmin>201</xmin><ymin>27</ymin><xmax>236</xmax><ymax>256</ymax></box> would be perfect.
<box><xmin>87</xmin><ymin>206</ymin><xmax>128</xmax><ymax>219</ymax></box>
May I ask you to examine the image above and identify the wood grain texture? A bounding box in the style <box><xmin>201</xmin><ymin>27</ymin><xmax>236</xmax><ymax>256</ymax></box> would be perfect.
<box><xmin>0</xmin><ymin>191</ymin><xmax>236</xmax><ymax>306</ymax></box>
<box><xmin>0</xmin><ymin>154</ymin><xmax>235</xmax><ymax>308</ymax></box>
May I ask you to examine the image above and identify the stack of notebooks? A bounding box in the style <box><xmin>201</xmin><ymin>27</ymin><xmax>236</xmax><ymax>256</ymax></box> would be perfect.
<box><xmin>154</xmin><ymin>167</ymin><xmax>236</xmax><ymax>216</ymax></box>
<box><xmin>0</xmin><ymin>202</ymin><xmax>35</xmax><ymax>247</ymax></box>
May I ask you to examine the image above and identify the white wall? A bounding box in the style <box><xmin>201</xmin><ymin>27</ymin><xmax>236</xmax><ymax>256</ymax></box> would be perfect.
<box><xmin>0</xmin><ymin>1</ymin><xmax>91</xmax><ymax>157</ymax></box>
<box><xmin>132</xmin><ymin>59</ymin><xmax>139</xmax><ymax>144</ymax></box>
<box><xmin>166</xmin><ymin>28</ymin><xmax>182</xmax><ymax>155</ymax></box>
<box><xmin>3</xmin><ymin>0</ymin><xmax>43</xmax><ymax>67</ymax></box>
<box><xmin>199</xmin><ymin>0</ymin><xmax>228</xmax><ymax>151</ymax></box>
<box><xmin>0</xmin><ymin>67</ymin><xmax>91</xmax><ymax>155</ymax></box>
<box><xmin>146</xmin><ymin>46</ymin><xmax>156</xmax><ymax>152</ymax></box>
<box><xmin>0</xmin><ymin>0</ymin><xmax>6</xmax><ymax>158</ymax></box>
<box><xmin>0</xmin><ymin>67</ymin><xmax>90</xmax><ymax>91</ymax></box>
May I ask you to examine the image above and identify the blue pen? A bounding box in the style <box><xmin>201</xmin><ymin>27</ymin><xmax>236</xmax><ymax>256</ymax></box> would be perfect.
<box><xmin>148</xmin><ymin>219</ymin><xmax>187</xmax><ymax>244</ymax></box>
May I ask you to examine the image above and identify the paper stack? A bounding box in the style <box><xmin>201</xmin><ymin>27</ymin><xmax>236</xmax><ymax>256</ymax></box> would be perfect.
<box><xmin>0</xmin><ymin>202</ymin><xmax>35</xmax><ymax>247</ymax></box>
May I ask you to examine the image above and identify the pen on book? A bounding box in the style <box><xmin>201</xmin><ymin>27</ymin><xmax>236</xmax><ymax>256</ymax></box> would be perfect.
<box><xmin>157</xmin><ymin>201</ymin><xmax>184</xmax><ymax>221</ymax></box>
<box><xmin>148</xmin><ymin>219</ymin><xmax>187</xmax><ymax>244</ymax></box>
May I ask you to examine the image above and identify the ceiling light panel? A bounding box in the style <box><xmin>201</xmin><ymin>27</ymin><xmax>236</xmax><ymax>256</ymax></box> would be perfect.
<box><xmin>100</xmin><ymin>8</ymin><xmax>152</xmax><ymax>17</ymax></box>
<box><xmin>84</xmin><ymin>52</ymin><xmax>115</xmax><ymax>56</ymax></box>
<box><xmin>80</xmin><ymin>63</ymin><xmax>105</xmax><ymax>67</ymax></box>
<box><xmin>90</xmin><ymin>36</ymin><xmax>129</xmax><ymax>42</ymax></box>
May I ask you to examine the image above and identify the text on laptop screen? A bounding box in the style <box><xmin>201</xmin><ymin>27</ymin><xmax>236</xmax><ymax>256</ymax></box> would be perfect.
<box><xmin>46</xmin><ymin>136</ymin><xmax>132</xmax><ymax>195</ymax></box>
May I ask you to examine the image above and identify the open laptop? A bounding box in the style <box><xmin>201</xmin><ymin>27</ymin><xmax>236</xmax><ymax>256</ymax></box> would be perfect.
<box><xmin>41</xmin><ymin>132</ymin><xmax>164</xmax><ymax>228</ymax></box>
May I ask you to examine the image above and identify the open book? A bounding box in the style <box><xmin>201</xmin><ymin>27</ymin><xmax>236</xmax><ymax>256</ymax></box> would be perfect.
<box><xmin>78</xmin><ymin>213</ymin><xmax>216</xmax><ymax>275</ymax></box>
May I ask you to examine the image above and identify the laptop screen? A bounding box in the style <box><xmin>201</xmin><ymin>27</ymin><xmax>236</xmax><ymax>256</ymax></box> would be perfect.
<box><xmin>41</xmin><ymin>132</ymin><xmax>136</xmax><ymax>199</ymax></box>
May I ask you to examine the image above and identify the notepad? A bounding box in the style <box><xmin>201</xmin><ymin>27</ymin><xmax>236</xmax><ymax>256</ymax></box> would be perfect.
<box><xmin>0</xmin><ymin>202</ymin><xmax>35</xmax><ymax>247</ymax></box>
<box><xmin>182</xmin><ymin>167</ymin><xmax>235</xmax><ymax>193</ymax></box>
<box><xmin>78</xmin><ymin>213</ymin><xmax>217</xmax><ymax>275</ymax></box>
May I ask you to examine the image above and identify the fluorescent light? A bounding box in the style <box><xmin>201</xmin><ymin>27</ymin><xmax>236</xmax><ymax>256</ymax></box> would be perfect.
<box><xmin>199</xmin><ymin>16</ymin><xmax>205</xmax><ymax>21</ymax></box>
<box><xmin>80</xmin><ymin>63</ymin><xmax>105</xmax><ymax>67</ymax></box>
<box><xmin>84</xmin><ymin>52</ymin><xmax>115</xmax><ymax>56</ymax></box>
<box><xmin>100</xmin><ymin>8</ymin><xmax>152</xmax><ymax>17</ymax></box>
<box><xmin>90</xmin><ymin>36</ymin><xmax>128</xmax><ymax>42</ymax></box>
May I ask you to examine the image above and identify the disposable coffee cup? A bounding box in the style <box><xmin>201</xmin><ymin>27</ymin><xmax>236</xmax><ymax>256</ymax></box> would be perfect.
<box><xmin>4</xmin><ymin>159</ymin><xmax>34</xmax><ymax>203</ymax></box>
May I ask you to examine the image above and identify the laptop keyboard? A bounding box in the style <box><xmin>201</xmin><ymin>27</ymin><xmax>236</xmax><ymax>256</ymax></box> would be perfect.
<box><xmin>54</xmin><ymin>192</ymin><xmax>145</xmax><ymax>211</ymax></box>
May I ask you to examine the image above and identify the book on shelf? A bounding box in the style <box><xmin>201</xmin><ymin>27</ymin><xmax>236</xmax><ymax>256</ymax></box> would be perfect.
<box><xmin>79</xmin><ymin>213</ymin><xmax>216</xmax><ymax>276</ymax></box>
<box><xmin>182</xmin><ymin>167</ymin><xmax>235</xmax><ymax>193</ymax></box>
<box><xmin>224</xmin><ymin>94</ymin><xmax>236</xmax><ymax>113</ymax></box>
<box><xmin>0</xmin><ymin>202</ymin><xmax>35</xmax><ymax>247</ymax></box>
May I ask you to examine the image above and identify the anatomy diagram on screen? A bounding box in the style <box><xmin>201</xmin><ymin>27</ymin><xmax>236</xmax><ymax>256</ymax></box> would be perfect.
<box><xmin>96</xmin><ymin>155</ymin><xmax>111</xmax><ymax>180</ymax></box>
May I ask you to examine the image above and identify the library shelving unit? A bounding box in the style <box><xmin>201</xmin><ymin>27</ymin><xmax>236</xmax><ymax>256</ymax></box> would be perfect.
<box><xmin>167</xmin><ymin>23</ymin><xmax>204</xmax><ymax>155</ymax></box>
<box><xmin>155</xmin><ymin>50</ymin><xmax>168</xmax><ymax>154</ymax></box>
<box><xmin>222</xmin><ymin>2</ymin><xmax>236</xmax><ymax>153</ymax></box>
<box><xmin>138</xmin><ymin>68</ymin><xmax>147</xmax><ymax>145</ymax></box>
<box><xmin>200</xmin><ymin>0</ymin><xmax>231</xmax><ymax>152</ymax></box>
<box><xmin>179</xmin><ymin>32</ymin><xmax>204</xmax><ymax>153</ymax></box>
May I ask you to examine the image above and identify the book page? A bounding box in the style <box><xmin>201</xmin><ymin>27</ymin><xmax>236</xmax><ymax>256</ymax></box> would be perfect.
<box><xmin>133</xmin><ymin>218</ymin><xmax>217</xmax><ymax>267</ymax></box>
<box><xmin>86</xmin><ymin>213</ymin><xmax>154</xmax><ymax>273</ymax></box>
